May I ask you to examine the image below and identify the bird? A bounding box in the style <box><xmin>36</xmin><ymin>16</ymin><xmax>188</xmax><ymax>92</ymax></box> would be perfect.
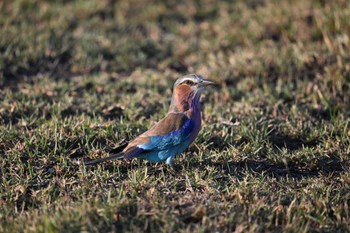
<box><xmin>85</xmin><ymin>74</ymin><xmax>215</xmax><ymax>166</ymax></box>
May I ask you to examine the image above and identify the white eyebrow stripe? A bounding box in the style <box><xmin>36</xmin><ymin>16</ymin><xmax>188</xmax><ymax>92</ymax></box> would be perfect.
<box><xmin>175</xmin><ymin>74</ymin><xmax>204</xmax><ymax>86</ymax></box>
<box><xmin>179</xmin><ymin>76</ymin><xmax>202</xmax><ymax>84</ymax></box>
<box><xmin>181</xmin><ymin>78</ymin><xmax>195</xmax><ymax>82</ymax></box>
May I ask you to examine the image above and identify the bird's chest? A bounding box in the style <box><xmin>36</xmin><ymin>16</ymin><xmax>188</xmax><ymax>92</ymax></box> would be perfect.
<box><xmin>187</xmin><ymin>107</ymin><xmax>202</xmax><ymax>142</ymax></box>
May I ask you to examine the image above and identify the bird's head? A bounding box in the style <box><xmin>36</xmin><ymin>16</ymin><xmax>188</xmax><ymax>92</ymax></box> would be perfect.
<box><xmin>174</xmin><ymin>74</ymin><xmax>215</xmax><ymax>93</ymax></box>
<box><xmin>169</xmin><ymin>74</ymin><xmax>215</xmax><ymax>113</ymax></box>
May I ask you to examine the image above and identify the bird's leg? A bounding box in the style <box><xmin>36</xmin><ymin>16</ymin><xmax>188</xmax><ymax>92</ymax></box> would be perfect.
<box><xmin>165</xmin><ymin>156</ymin><xmax>182</xmax><ymax>173</ymax></box>
<box><xmin>165</xmin><ymin>156</ymin><xmax>174</xmax><ymax>167</ymax></box>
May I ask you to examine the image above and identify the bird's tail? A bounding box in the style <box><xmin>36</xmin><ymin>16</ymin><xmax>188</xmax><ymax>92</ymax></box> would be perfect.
<box><xmin>85</xmin><ymin>143</ymin><xmax>128</xmax><ymax>166</ymax></box>
<box><xmin>85</xmin><ymin>152</ymin><xmax>124</xmax><ymax>165</ymax></box>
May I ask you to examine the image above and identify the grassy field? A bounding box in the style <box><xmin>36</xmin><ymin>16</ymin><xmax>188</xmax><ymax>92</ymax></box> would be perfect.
<box><xmin>1</xmin><ymin>0</ymin><xmax>350</xmax><ymax>232</ymax></box>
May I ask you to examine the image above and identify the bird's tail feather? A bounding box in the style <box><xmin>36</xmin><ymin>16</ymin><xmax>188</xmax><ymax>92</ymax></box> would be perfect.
<box><xmin>85</xmin><ymin>152</ymin><xmax>124</xmax><ymax>166</ymax></box>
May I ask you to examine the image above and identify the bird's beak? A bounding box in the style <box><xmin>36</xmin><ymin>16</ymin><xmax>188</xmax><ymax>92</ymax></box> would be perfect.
<box><xmin>200</xmin><ymin>79</ymin><xmax>216</xmax><ymax>87</ymax></box>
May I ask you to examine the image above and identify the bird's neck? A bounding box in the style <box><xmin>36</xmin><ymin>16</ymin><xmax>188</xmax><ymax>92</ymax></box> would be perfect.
<box><xmin>186</xmin><ymin>95</ymin><xmax>201</xmax><ymax>123</ymax></box>
<box><xmin>168</xmin><ymin>86</ymin><xmax>201</xmax><ymax>119</ymax></box>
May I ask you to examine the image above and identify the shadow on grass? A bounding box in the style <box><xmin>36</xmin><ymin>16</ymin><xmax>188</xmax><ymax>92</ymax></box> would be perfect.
<box><xmin>83</xmin><ymin>153</ymin><xmax>347</xmax><ymax>182</ymax></box>
<box><xmin>78</xmin><ymin>132</ymin><xmax>345</xmax><ymax>181</ymax></box>
<box><xmin>197</xmin><ymin>154</ymin><xmax>347</xmax><ymax>180</ymax></box>
<box><xmin>268</xmin><ymin>133</ymin><xmax>320</xmax><ymax>151</ymax></box>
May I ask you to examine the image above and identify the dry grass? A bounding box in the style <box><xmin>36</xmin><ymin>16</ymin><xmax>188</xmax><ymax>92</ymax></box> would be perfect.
<box><xmin>1</xmin><ymin>0</ymin><xmax>350</xmax><ymax>232</ymax></box>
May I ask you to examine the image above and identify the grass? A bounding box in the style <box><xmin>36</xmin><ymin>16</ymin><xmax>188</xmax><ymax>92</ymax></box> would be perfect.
<box><xmin>1</xmin><ymin>0</ymin><xmax>350</xmax><ymax>232</ymax></box>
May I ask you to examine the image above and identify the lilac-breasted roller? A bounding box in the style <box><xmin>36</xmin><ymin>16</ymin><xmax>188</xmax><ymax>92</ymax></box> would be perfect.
<box><xmin>85</xmin><ymin>74</ymin><xmax>214</xmax><ymax>166</ymax></box>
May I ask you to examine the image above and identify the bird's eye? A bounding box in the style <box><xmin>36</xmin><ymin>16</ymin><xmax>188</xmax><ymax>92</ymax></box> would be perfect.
<box><xmin>183</xmin><ymin>80</ymin><xmax>195</xmax><ymax>86</ymax></box>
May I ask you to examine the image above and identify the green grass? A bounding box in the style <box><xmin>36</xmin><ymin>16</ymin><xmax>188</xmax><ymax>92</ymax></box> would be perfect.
<box><xmin>1</xmin><ymin>0</ymin><xmax>350</xmax><ymax>232</ymax></box>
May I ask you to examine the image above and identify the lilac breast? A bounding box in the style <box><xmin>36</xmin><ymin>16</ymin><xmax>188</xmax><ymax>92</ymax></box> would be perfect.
<box><xmin>188</xmin><ymin>104</ymin><xmax>202</xmax><ymax>144</ymax></box>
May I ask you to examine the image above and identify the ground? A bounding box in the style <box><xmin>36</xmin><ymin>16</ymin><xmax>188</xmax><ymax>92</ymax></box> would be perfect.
<box><xmin>1</xmin><ymin>0</ymin><xmax>350</xmax><ymax>232</ymax></box>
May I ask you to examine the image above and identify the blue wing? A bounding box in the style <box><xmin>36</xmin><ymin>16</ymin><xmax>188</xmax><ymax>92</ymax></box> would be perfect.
<box><xmin>139</xmin><ymin>117</ymin><xmax>195</xmax><ymax>151</ymax></box>
<box><xmin>86</xmin><ymin>112</ymin><xmax>196</xmax><ymax>164</ymax></box>
<box><xmin>117</xmin><ymin>112</ymin><xmax>197</xmax><ymax>162</ymax></box>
